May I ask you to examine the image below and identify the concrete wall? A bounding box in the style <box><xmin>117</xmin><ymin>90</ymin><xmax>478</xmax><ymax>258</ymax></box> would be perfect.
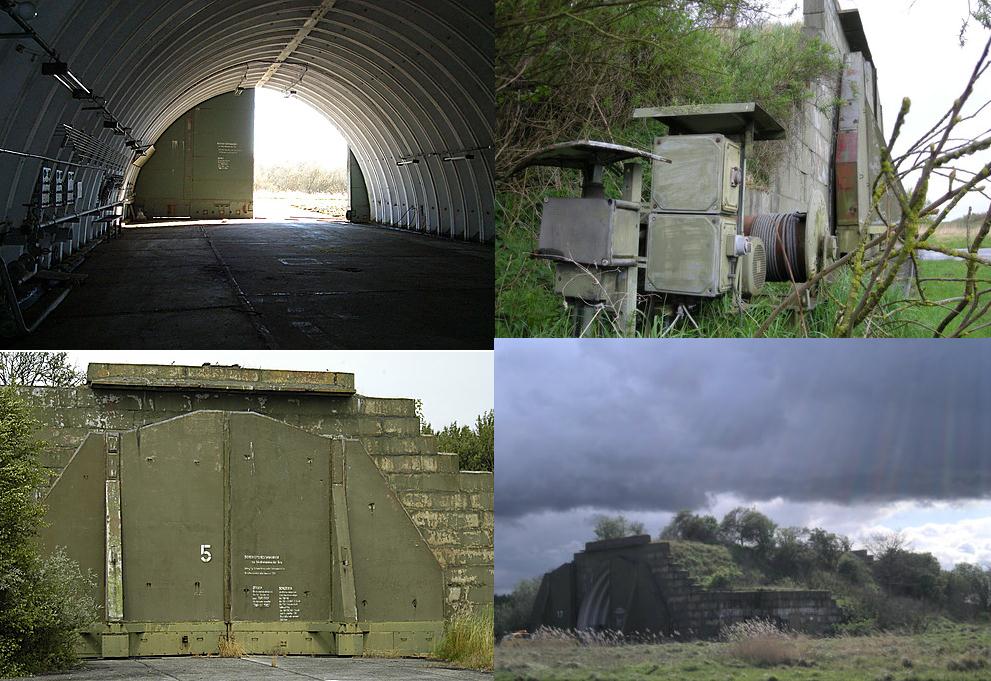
<box><xmin>21</xmin><ymin>381</ymin><xmax>493</xmax><ymax>617</ymax></box>
<box><xmin>132</xmin><ymin>91</ymin><xmax>254</xmax><ymax>220</ymax></box>
<box><xmin>746</xmin><ymin>0</ymin><xmax>877</xmax><ymax>237</ymax></box>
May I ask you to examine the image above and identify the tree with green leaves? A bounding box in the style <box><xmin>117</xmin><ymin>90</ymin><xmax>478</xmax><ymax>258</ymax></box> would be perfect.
<box><xmin>420</xmin><ymin>407</ymin><xmax>494</xmax><ymax>472</ymax></box>
<box><xmin>719</xmin><ymin>507</ymin><xmax>777</xmax><ymax>555</ymax></box>
<box><xmin>592</xmin><ymin>514</ymin><xmax>645</xmax><ymax>540</ymax></box>
<box><xmin>0</xmin><ymin>352</ymin><xmax>84</xmax><ymax>388</ymax></box>
<box><xmin>0</xmin><ymin>387</ymin><xmax>96</xmax><ymax>676</ymax></box>
<box><xmin>660</xmin><ymin>510</ymin><xmax>721</xmax><ymax>544</ymax></box>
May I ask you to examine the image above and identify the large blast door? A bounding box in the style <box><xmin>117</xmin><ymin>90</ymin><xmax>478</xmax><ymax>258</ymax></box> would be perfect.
<box><xmin>121</xmin><ymin>412</ymin><xmax>226</xmax><ymax>624</ymax></box>
<box><xmin>228</xmin><ymin>411</ymin><xmax>331</xmax><ymax>624</ymax></box>
<box><xmin>41</xmin><ymin>409</ymin><xmax>444</xmax><ymax>658</ymax></box>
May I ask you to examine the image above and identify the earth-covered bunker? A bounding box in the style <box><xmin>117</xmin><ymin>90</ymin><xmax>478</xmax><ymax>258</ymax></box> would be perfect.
<box><xmin>530</xmin><ymin>536</ymin><xmax>840</xmax><ymax>639</ymax></box>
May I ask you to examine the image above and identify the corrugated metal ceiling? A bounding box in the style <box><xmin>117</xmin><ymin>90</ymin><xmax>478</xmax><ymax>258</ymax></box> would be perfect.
<box><xmin>0</xmin><ymin>0</ymin><xmax>493</xmax><ymax>241</ymax></box>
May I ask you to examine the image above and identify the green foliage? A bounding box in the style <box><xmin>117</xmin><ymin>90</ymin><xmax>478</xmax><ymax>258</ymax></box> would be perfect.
<box><xmin>254</xmin><ymin>163</ymin><xmax>346</xmax><ymax>194</ymax></box>
<box><xmin>495</xmin><ymin>577</ymin><xmax>541</xmax><ymax>638</ymax></box>
<box><xmin>945</xmin><ymin>563</ymin><xmax>991</xmax><ymax>616</ymax></box>
<box><xmin>874</xmin><ymin>549</ymin><xmax>946</xmax><ymax>602</ymax></box>
<box><xmin>720</xmin><ymin>507</ymin><xmax>777</xmax><ymax>558</ymax></box>
<box><xmin>591</xmin><ymin>514</ymin><xmax>645</xmax><ymax>540</ymax></box>
<box><xmin>837</xmin><ymin>552</ymin><xmax>875</xmax><ymax>586</ymax></box>
<box><xmin>667</xmin><ymin>541</ymin><xmax>742</xmax><ymax>589</ymax></box>
<box><xmin>422</xmin><ymin>409</ymin><xmax>494</xmax><ymax>472</ymax></box>
<box><xmin>661</xmin><ymin>510</ymin><xmax>721</xmax><ymax>544</ymax></box>
<box><xmin>0</xmin><ymin>388</ymin><xmax>97</xmax><ymax>676</ymax></box>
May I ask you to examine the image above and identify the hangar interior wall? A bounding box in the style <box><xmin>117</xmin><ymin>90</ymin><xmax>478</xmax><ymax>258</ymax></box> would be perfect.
<box><xmin>131</xmin><ymin>91</ymin><xmax>255</xmax><ymax>220</ymax></box>
<box><xmin>22</xmin><ymin>366</ymin><xmax>493</xmax><ymax>618</ymax></box>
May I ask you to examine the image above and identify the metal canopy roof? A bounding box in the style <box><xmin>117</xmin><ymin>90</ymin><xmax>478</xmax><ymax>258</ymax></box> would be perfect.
<box><xmin>632</xmin><ymin>102</ymin><xmax>787</xmax><ymax>141</ymax></box>
<box><xmin>0</xmin><ymin>1</ymin><xmax>494</xmax><ymax>242</ymax></box>
<box><xmin>510</xmin><ymin>140</ymin><xmax>670</xmax><ymax>175</ymax></box>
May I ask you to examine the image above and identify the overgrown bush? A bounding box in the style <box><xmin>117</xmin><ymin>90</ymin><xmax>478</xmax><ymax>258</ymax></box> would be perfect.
<box><xmin>0</xmin><ymin>387</ymin><xmax>98</xmax><ymax>676</ymax></box>
<box><xmin>838</xmin><ymin>552</ymin><xmax>875</xmax><ymax>586</ymax></box>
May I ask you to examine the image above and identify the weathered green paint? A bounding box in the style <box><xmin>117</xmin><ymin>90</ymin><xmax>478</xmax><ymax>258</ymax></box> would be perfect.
<box><xmin>331</xmin><ymin>439</ymin><xmax>358</xmax><ymax>624</ymax></box>
<box><xmin>40</xmin><ymin>409</ymin><xmax>446</xmax><ymax>658</ymax></box>
<box><xmin>132</xmin><ymin>91</ymin><xmax>254</xmax><ymax>219</ymax></box>
<box><xmin>650</xmin><ymin>134</ymin><xmax>741</xmax><ymax>214</ymax></box>
<box><xmin>27</xmin><ymin>363</ymin><xmax>492</xmax><ymax>630</ymax></box>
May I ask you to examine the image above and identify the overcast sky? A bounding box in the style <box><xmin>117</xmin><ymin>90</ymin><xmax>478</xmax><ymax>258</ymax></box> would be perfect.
<box><xmin>765</xmin><ymin>0</ymin><xmax>991</xmax><ymax>218</ymax></box>
<box><xmin>65</xmin><ymin>351</ymin><xmax>492</xmax><ymax>430</ymax></box>
<box><xmin>254</xmin><ymin>88</ymin><xmax>348</xmax><ymax>171</ymax></box>
<box><xmin>495</xmin><ymin>340</ymin><xmax>991</xmax><ymax>593</ymax></box>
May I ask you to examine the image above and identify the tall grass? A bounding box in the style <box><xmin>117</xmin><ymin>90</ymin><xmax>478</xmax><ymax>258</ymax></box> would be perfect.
<box><xmin>434</xmin><ymin>605</ymin><xmax>494</xmax><ymax>670</ymax></box>
<box><xmin>723</xmin><ymin>619</ymin><xmax>807</xmax><ymax>667</ymax></box>
<box><xmin>217</xmin><ymin>636</ymin><xmax>245</xmax><ymax>658</ymax></box>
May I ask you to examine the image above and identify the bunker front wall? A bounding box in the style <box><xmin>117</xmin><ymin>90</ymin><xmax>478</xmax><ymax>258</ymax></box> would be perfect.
<box><xmin>22</xmin><ymin>384</ymin><xmax>493</xmax><ymax>618</ymax></box>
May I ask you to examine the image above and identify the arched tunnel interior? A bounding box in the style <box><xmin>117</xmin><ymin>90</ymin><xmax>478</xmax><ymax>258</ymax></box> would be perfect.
<box><xmin>0</xmin><ymin>0</ymin><xmax>493</xmax><ymax>348</ymax></box>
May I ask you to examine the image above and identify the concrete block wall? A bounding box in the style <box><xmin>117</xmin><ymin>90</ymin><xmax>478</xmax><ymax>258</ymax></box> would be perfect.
<box><xmin>650</xmin><ymin>541</ymin><xmax>840</xmax><ymax>637</ymax></box>
<box><xmin>746</xmin><ymin>0</ymin><xmax>852</xmax><ymax>222</ymax></box>
<box><xmin>695</xmin><ymin>589</ymin><xmax>840</xmax><ymax>636</ymax></box>
<box><xmin>20</xmin><ymin>384</ymin><xmax>494</xmax><ymax>617</ymax></box>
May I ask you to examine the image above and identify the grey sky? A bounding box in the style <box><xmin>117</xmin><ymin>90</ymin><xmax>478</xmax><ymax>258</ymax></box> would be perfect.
<box><xmin>767</xmin><ymin>0</ymin><xmax>991</xmax><ymax>218</ymax></box>
<box><xmin>65</xmin><ymin>351</ymin><xmax>492</xmax><ymax>429</ymax></box>
<box><xmin>495</xmin><ymin>340</ymin><xmax>991</xmax><ymax>592</ymax></box>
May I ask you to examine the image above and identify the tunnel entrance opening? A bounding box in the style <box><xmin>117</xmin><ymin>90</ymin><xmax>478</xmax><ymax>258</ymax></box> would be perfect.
<box><xmin>0</xmin><ymin>1</ymin><xmax>493</xmax><ymax>347</ymax></box>
<box><xmin>253</xmin><ymin>87</ymin><xmax>351</xmax><ymax>222</ymax></box>
<box><xmin>129</xmin><ymin>88</ymin><xmax>356</xmax><ymax>225</ymax></box>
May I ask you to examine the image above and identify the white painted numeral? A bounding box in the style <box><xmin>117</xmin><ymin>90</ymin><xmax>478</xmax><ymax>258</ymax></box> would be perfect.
<box><xmin>200</xmin><ymin>544</ymin><xmax>212</xmax><ymax>563</ymax></box>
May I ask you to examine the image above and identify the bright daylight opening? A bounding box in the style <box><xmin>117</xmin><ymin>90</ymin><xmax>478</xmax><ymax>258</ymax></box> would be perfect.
<box><xmin>253</xmin><ymin>88</ymin><xmax>349</xmax><ymax>221</ymax></box>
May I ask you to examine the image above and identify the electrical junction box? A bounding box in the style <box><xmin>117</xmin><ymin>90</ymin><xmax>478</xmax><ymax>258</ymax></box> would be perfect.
<box><xmin>553</xmin><ymin>262</ymin><xmax>631</xmax><ymax>304</ymax></box>
<box><xmin>537</xmin><ymin>197</ymin><xmax>639</xmax><ymax>267</ymax></box>
<box><xmin>650</xmin><ymin>134</ymin><xmax>741</xmax><ymax>214</ymax></box>
<box><xmin>644</xmin><ymin>213</ymin><xmax>736</xmax><ymax>297</ymax></box>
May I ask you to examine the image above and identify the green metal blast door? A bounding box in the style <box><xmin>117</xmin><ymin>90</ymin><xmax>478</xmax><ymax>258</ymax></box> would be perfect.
<box><xmin>40</xmin><ymin>410</ymin><xmax>444</xmax><ymax>658</ymax></box>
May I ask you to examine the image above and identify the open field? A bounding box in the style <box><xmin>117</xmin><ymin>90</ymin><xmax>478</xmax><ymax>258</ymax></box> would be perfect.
<box><xmin>495</xmin><ymin>623</ymin><xmax>991</xmax><ymax>681</ymax></box>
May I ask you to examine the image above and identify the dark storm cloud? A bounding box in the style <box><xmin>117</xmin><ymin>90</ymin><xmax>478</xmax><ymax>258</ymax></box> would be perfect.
<box><xmin>495</xmin><ymin>340</ymin><xmax>991</xmax><ymax>520</ymax></box>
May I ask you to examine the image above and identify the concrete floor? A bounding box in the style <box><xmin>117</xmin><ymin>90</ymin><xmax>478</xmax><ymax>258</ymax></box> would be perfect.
<box><xmin>2</xmin><ymin>656</ymin><xmax>491</xmax><ymax>680</ymax></box>
<box><xmin>10</xmin><ymin>219</ymin><xmax>492</xmax><ymax>349</ymax></box>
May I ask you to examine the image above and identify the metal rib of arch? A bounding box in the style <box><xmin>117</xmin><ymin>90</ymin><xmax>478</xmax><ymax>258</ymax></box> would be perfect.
<box><xmin>0</xmin><ymin>0</ymin><xmax>493</xmax><ymax>241</ymax></box>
